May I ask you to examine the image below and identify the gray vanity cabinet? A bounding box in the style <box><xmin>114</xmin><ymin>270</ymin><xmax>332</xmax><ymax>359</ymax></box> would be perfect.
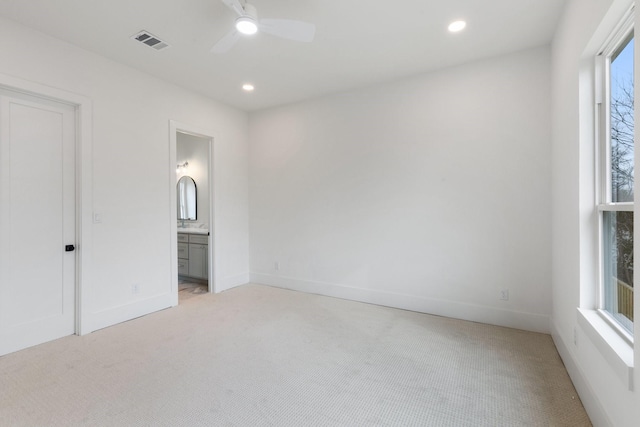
<box><xmin>178</xmin><ymin>233</ymin><xmax>208</xmax><ymax>280</ymax></box>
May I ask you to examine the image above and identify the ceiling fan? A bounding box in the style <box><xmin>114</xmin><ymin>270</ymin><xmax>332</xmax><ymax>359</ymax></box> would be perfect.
<box><xmin>211</xmin><ymin>0</ymin><xmax>316</xmax><ymax>53</ymax></box>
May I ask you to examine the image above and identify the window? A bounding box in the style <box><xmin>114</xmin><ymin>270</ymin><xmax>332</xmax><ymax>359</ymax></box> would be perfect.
<box><xmin>596</xmin><ymin>22</ymin><xmax>634</xmax><ymax>337</ymax></box>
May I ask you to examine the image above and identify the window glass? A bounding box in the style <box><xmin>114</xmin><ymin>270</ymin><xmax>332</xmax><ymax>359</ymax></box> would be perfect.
<box><xmin>602</xmin><ymin>211</ymin><xmax>634</xmax><ymax>332</ymax></box>
<box><xmin>610</xmin><ymin>35</ymin><xmax>634</xmax><ymax>203</ymax></box>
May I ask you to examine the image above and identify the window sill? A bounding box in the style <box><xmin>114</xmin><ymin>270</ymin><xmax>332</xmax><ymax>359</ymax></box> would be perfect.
<box><xmin>577</xmin><ymin>308</ymin><xmax>634</xmax><ymax>391</ymax></box>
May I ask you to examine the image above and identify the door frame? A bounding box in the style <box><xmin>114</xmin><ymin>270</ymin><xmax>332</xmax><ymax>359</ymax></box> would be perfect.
<box><xmin>169</xmin><ymin>120</ymin><xmax>216</xmax><ymax>302</ymax></box>
<box><xmin>0</xmin><ymin>72</ymin><xmax>93</xmax><ymax>335</ymax></box>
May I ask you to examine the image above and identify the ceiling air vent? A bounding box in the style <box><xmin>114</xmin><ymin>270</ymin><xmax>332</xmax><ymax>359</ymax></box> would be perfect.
<box><xmin>132</xmin><ymin>31</ymin><xmax>170</xmax><ymax>51</ymax></box>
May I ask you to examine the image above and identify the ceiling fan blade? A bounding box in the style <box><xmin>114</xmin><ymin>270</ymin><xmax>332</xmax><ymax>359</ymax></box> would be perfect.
<box><xmin>220</xmin><ymin>0</ymin><xmax>245</xmax><ymax>16</ymax></box>
<box><xmin>259</xmin><ymin>19</ymin><xmax>316</xmax><ymax>43</ymax></box>
<box><xmin>211</xmin><ymin>28</ymin><xmax>241</xmax><ymax>53</ymax></box>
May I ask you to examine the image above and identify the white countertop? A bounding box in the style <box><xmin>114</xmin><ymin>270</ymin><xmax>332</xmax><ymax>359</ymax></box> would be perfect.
<box><xmin>177</xmin><ymin>227</ymin><xmax>209</xmax><ymax>235</ymax></box>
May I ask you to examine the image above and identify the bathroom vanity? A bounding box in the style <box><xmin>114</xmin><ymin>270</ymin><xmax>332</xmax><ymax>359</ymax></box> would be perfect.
<box><xmin>178</xmin><ymin>231</ymin><xmax>208</xmax><ymax>280</ymax></box>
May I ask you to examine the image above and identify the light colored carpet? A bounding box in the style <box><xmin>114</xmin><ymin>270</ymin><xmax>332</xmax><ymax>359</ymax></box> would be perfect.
<box><xmin>0</xmin><ymin>284</ymin><xmax>590</xmax><ymax>426</ymax></box>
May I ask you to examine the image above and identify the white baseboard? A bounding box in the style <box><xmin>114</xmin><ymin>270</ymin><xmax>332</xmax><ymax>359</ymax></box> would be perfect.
<box><xmin>217</xmin><ymin>272</ymin><xmax>250</xmax><ymax>292</ymax></box>
<box><xmin>250</xmin><ymin>273</ymin><xmax>550</xmax><ymax>333</ymax></box>
<box><xmin>81</xmin><ymin>272</ymin><xmax>250</xmax><ymax>333</ymax></box>
<box><xmin>81</xmin><ymin>293</ymin><xmax>173</xmax><ymax>334</ymax></box>
<box><xmin>551</xmin><ymin>321</ymin><xmax>612</xmax><ymax>427</ymax></box>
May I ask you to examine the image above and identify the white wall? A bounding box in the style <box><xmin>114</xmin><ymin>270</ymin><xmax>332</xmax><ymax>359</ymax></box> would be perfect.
<box><xmin>249</xmin><ymin>47</ymin><xmax>552</xmax><ymax>332</ymax></box>
<box><xmin>551</xmin><ymin>0</ymin><xmax>640</xmax><ymax>425</ymax></box>
<box><xmin>177</xmin><ymin>132</ymin><xmax>210</xmax><ymax>226</ymax></box>
<box><xmin>0</xmin><ymin>16</ymin><xmax>250</xmax><ymax>333</ymax></box>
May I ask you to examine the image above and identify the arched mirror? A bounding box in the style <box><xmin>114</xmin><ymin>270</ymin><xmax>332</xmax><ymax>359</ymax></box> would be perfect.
<box><xmin>177</xmin><ymin>176</ymin><xmax>197</xmax><ymax>220</ymax></box>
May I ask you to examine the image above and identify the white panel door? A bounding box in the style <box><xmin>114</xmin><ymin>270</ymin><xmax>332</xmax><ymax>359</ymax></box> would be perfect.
<box><xmin>0</xmin><ymin>88</ymin><xmax>76</xmax><ymax>356</ymax></box>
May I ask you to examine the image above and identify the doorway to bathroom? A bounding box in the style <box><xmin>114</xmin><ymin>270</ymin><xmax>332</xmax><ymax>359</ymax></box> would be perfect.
<box><xmin>169</xmin><ymin>121</ymin><xmax>215</xmax><ymax>304</ymax></box>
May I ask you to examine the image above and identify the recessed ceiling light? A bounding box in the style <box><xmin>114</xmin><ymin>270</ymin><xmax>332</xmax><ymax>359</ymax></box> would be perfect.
<box><xmin>242</xmin><ymin>83</ymin><xmax>255</xmax><ymax>92</ymax></box>
<box><xmin>448</xmin><ymin>20</ymin><xmax>467</xmax><ymax>33</ymax></box>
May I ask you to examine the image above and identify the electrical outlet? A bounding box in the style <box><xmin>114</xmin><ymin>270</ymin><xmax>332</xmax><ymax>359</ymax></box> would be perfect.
<box><xmin>500</xmin><ymin>289</ymin><xmax>509</xmax><ymax>301</ymax></box>
<box><xmin>274</xmin><ymin>262</ymin><xmax>280</xmax><ymax>271</ymax></box>
<box><xmin>132</xmin><ymin>283</ymin><xmax>140</xmax><ymax>295</ymax></box>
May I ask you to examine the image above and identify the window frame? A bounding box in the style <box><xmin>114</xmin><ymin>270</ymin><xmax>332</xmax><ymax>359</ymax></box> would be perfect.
<box><xmin>595</xmin><ymin>14</ymin><xmax>635</xmax><ymax>343</ymax></box>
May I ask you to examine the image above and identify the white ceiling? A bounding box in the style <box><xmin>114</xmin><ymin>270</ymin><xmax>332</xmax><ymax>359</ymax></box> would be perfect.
<box><xmin>0</xmin><ymin>0</ymin><xmax>565</xmax><ymax>112</ymax></box>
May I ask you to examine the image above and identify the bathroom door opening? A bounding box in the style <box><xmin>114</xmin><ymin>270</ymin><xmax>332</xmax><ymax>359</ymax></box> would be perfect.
<box><xmin>169</xmin><ymin>122</ymin><xmax>215</xmax><ymax>304</ymax></box>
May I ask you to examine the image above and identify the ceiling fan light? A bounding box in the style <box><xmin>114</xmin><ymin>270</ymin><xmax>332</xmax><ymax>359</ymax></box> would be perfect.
<box><xmin>236</xmin><ymin>17</ymin><xmax>258</xmax><ymax>35</ymax></box>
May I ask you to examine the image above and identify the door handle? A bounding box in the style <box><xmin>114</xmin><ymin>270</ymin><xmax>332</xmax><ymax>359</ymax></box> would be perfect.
<box><xmin>65</xmin><ymin>245</ymin><xmax>75</xmax><ymax>252</ymax></box>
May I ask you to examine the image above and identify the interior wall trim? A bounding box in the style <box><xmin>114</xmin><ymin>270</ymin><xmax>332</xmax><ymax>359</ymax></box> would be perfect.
<box><xmin>250</xmin><ymin>272</ymin><xmax>550</xmax><ymax>333</ymax></box>
<box><xmin>551</xmin><ymin>321</ymin><xmax>612</xmax><ymax>427</ymax></box>
<box><xmin>84</xmin><ymin>293</ymin><xmax>175</xmax><ymax>333</ymax></box>
<box><xmin>169</xmin><ymin>120</ymin><xmax>217</xmax><ymax>296</ymax></box>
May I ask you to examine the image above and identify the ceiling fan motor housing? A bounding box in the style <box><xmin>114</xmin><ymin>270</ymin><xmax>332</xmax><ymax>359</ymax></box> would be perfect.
<box><xmin>242</xmin><ymin>3</ymin><xmax>258</xmax><ymax>19</ymax></box>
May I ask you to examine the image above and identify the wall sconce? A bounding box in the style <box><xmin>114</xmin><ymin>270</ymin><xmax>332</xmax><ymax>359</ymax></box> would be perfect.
<box><xmin>176</xmin><ymin>161</ymin><xmax>189</xmax><ymax>173</ymax></box>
